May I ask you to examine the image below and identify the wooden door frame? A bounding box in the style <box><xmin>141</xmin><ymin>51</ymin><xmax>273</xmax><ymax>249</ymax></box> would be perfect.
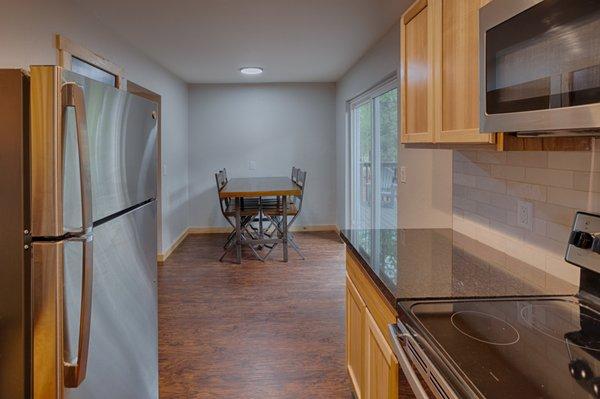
<box><xmin>127</xmin><ymin>81</ymin><xmax>163</xmax><ymax>254</ymax></box>
<box><xmin>55</xmin><ymin>34</ymin><xmax>124</xmax><ymax>88</ymax></box>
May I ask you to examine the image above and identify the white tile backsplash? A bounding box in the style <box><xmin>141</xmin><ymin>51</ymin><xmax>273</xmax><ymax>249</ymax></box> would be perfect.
<box><xmin>451</xmin><ymin>144</ymin><xmax>600</xmax><ymax>287</ymax></box>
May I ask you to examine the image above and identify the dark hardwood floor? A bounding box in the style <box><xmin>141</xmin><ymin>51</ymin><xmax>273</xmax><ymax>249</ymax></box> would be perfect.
<box><xmin>158</xmin><ymin>231</ymin><xmax>353</xmax><ymax>398</ymax></box>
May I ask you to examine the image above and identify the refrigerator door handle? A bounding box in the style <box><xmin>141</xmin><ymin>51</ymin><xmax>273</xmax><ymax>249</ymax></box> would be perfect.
<box><xmin>64</xmin><ymin>233</ymin><xmax>94</xmax><ymax>388</ymax></box>
<box><xmin>62</xmin><ymin>82</ymin><xmax>93</xmax><ymax>234</ymax></box>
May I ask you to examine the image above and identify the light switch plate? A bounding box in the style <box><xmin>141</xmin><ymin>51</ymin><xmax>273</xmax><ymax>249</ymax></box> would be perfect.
<box><xmin>400</xmin><ymin>166</ymin><xmax>407</xmax><ymax>183</ymax></box>
<box><xmin>249</xmin><ymin>160</ymin><xmax>256</xmax><ymax>170</ymax></box>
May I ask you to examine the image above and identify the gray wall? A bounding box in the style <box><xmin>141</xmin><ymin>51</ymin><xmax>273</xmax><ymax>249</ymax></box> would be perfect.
<box><xmin>0</xmin><ymin>0</ymin><xmax>190</xmax><ymax>253</ymax></box>
<box><xmin>335</xmin><ymin>22</ymin><xmax>453</xmax><ymax>229</ymax></box>
<box><xmin>188</xmin><ymin>83</ymin><xmax>337</xmax><ymax>228</ymax></box>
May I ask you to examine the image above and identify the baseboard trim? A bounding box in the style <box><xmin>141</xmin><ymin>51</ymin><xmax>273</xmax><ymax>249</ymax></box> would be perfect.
<box><xmin>157</xmin><ymin>224</ymin><xmax>339</xmax><ymax>263</ymax></box>
<box><xmin>157</xmin><ymin>228</ymin><xmax>189</xmax><ymax>263</ymax></box>
<box><xmin>188</xmin><ymin>227</ymin><xmax>231</xmax><ymax>234</ymax></box>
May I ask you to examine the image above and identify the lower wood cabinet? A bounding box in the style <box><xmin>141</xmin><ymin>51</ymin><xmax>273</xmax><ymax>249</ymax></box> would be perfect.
<box><xmin>346</xmin><ymin>250</ymin><xmax>417</xmax><ymax>399</ymax></box>
<box><xmin>365</xmin><ymin>311</ymin><xmax>399</xmax><ymax>399</ymax></box>
<box><xmin>346</xmin><ymin>276</ymin><xmax>366</xmax><ymax>398</ymax></box>
<box><xmin>345</xmin><ymin>267</ymin><xmax>400</xmax><ymax>399</ymax></box>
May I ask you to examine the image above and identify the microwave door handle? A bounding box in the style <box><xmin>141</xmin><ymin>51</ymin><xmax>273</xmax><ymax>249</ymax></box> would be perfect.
<box><xmin>388</xmin><ymin>324</ymin><xmax>429</xmax><ymax>399</ymax></box>
<box><xmin>62</xmin><ymin>82</ymin><xmax>93</xmax><ymax>234</ymax></box>
<box><xmin>64</xmin><ymin>234</ymin><xmax>93</xmax><ymax>388</ymax></box>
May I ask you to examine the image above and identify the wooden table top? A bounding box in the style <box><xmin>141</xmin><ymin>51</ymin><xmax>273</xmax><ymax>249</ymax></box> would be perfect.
<box><xmin>219</xmin><ymin>177</ymin><xmax>302</xmax><ymax>198</ymax></box>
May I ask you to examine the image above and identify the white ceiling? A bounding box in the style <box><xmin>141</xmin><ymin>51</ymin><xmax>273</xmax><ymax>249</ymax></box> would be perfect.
<box><xmin>76</xmin><ymin>0</ymin><xmax>412</xmax><ymax>83</ymax></box>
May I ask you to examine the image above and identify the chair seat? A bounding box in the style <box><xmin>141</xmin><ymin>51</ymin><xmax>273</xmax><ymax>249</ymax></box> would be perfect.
<box><xmin>263</xmin><ymin>202</ymin><xmax>298</xmax><ymax>216</ymax></box>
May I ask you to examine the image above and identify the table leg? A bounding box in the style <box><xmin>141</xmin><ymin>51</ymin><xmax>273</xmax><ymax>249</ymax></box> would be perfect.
<box><xmin>259</xmin><ymin>197</ymin><xmax>263</xmax><ymax>240</ymax></box>
<box><xmin>282</xmin><ymin>195</ymin><xmax>288</xmax><ymax>262</ymax></box>
<box><xmin>235</xmin><ymin>197</ymin><xmax>242</xmax><ymax>264</ymax></box>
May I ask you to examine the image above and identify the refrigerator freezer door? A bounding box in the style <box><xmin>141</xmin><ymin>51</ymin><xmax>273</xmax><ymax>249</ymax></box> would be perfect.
<box><xmin>30</xmin><ymin>66</ymin><xmax>157</xmax><ymax>237</ymax></box>
<box><xmin>64</xmin><ymin>201</ymin><xmax>157</xmax><ymax>399</ymax></box>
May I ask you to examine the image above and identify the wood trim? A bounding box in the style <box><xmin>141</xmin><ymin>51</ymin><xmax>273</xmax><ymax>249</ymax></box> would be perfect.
<box><xmin>403</xmin><ymin>0</ymin><xmax>428</xmax><ymax>22</ymax></box>
<box><xmin>157</xmin><ymin>228</ymin><xmax>189</xmax><ymax>263</ymax></box>
<box><xmin>499</xmin><ymin>134</ymin><xmax>592</xmax><ymax>151</ymax></box>
<box><xmin>127</xmin><ymin>81</ymin><xmax>163</xmax><ymax>254</ymax></box>
<box><xmin>346</xmin><ymin>250</ymin><xmax>397</xmax><ymax>350</ymax></box>
<box><xmin>55</xmin><ymin>34</ymin><xmax>124</xmax><ymax>88</ymax></box>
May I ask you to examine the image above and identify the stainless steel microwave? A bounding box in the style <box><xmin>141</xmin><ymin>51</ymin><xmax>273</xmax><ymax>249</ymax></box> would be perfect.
<box><xmin>479</xmin><ymin>0</ymin><xmax>600</xmax><ymax>134</ymax></box>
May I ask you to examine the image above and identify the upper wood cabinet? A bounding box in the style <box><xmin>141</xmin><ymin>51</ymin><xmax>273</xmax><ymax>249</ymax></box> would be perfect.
<box><xmin>400</xmin><ymin>0</ymin><xmax>494</xmax><ymax>144</ymax></box>
<box><xmin>436</xmin><ymin>0</ymin><xmax>492</xmax><ymax>143</ymax></box>
<box><xmin>400</xmin><ymin>0</ymin><xmax>434</xmax><ymax>143</ymax></box>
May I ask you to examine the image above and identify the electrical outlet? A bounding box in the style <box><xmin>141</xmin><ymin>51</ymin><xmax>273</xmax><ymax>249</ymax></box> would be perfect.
<box><xmin>517</xmin><ymin>200</ymin><xmax>533</xmax><ymax>231</ymax></box>
<box><xmin>400</xmin><ymin>166</ymin><xmax>407</xmax><ymax>183</ymax></box>
<box><xmin>248</xmin><ymin>160</ymin><xmax>256</xmax><ymax>170</ymax></box>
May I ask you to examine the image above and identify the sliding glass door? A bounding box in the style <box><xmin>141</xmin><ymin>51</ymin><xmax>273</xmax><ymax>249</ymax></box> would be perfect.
<box><xmin>350</xmin><ymin>80</ymin><xmax>398</xmax><ymax>230</ymax></box>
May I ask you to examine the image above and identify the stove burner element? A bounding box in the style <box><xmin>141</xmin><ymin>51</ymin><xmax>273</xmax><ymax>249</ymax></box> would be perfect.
<box><xmin>521</xmin><ymin>304</ymin><xmax>600</xmax><ymax>352</ymax></box>
<box><xmin>451</xmin><ymin>311</ymin><xmax>520</xmax><ymax>346</ymax></box>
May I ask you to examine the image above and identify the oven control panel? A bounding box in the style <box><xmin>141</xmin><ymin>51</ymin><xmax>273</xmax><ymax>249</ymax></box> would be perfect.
<box><xmin>566</xmin><ymin>212</ymin><xmax>600</xmax><ymax>274</ymax></box>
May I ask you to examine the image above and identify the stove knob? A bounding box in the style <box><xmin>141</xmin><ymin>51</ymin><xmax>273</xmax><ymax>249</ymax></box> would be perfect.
<box><xmin>569</xmin><ymin>231</ymin><xmax>594</xmax><ymax>249</ymax></box>
<box><xmin>569</xmin><ymin>360</ymin><xmax>592</xmax><ymax>380</ymax></box>
<box><xmin>592</xmin><ymin>378</ymin><xmax>600</xmax><ymax>397</ymax></box>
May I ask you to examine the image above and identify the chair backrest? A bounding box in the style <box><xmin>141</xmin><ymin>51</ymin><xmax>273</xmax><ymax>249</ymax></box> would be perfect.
<box><xmin>215</xmin><ymin>170</ymin><xmax>230</xmax><ymax>210</ymax></box>
<box><xmin>222</xmin><ymin>168</ymin><xmax>229</xmax><ymax>184</ymax></box>
<box><xmin>215</xmin><ymin>170</ymin><xmax>227</xmax><ymax>191</ymax></box>
<box><xmin>296</xmin><ymin>170</ymin><xmax>307</xmax><ymax>190</ymax></box>
<box><xmin>288</xmin><ymin>169</ymin><xmax>306</xmax><ymax>218</ymax></box>
<box><xmin>292</xmin><ymin>166</ymin><xmax>299</xmax><ymax>183</ymax></box>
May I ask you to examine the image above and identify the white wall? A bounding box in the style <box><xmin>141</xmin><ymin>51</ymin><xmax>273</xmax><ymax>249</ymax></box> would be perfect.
<box><xmin>188</xmin><ymin>83</ymin><xmax>337</xmax><ymax>228</ymax></box>
<box><xmin>335</xmin><ymin>23</ymin><xmax>452</xmax><ymax>229</ymax></box>
<box><xmin>0</xmin><ymin>0</ymin><xmax>189</xmax><ymax>253</ymax></box>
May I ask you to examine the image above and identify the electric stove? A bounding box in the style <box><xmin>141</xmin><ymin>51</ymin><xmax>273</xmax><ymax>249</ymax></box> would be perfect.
<box><xmin>390</xmin><ymin>212</ymin><xmax>600</xmax><ymax>399</ymax></box>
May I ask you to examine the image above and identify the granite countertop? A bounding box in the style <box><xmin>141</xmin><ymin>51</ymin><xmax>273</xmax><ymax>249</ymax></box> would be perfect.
<box><xmin>340</xmin><ymin>229</ymin><xmax>578</xmax><ymax>310</ymax></box>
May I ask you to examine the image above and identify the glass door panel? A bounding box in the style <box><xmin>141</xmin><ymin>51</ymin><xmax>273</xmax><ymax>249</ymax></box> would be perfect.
<box><xmin>356</xmin><ymin>101</ymin><xmax>373</xmax><ymax>230</ymax></box>
<box><xmin>350</xmin><ymin>81</ymin><xmax>398</xmax><ymax>230</ymax></box>
<box><xmin>375</xmin><ymin>89</ymin><xmax>398</xmax><ymax>229</ymax></box>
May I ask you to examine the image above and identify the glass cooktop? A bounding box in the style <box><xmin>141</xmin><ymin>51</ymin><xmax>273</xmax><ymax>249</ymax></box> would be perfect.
<box><xmin>411</xmin><ymin>297</ymin><xmax>600</xmax><ymax>398</ymax></box>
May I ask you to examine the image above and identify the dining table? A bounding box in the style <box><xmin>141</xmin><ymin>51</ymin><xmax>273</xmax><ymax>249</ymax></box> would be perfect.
<box><xmin>219</xmin><ymin>177</ymin><xmax>302</xmax><ymax>263</ymax></box>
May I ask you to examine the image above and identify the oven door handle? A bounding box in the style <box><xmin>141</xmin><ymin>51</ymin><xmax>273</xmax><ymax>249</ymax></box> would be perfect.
<box><xmin>388</xmin><ymin>323</ymin><xmax>429</xmax><ymax>399</ymax></box>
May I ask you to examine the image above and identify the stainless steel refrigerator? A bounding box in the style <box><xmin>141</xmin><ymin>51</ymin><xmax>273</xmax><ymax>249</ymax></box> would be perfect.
<box><xmin>0</xmin><ymin>66</ymin><xmax>159</xmax><ymax>399</ymax></box>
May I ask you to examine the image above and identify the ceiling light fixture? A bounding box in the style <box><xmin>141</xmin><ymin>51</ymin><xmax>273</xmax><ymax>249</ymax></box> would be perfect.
<box><xmin>240</xmin><ymin>67</ymin><xmax>264</xmax><ymax>75</ymax></box>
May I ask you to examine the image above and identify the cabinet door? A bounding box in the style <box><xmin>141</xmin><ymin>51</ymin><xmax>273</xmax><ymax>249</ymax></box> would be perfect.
<box><xmin>435</xmin><ymin>0</ymin><xmax>493</xmax><ymax>143</ymax></box>
<box><xmin>346</xmin><ymin>276</ymin><xmax>366</xmax><ymax>398</ymax></box>
<box><xmin>365</xmin><ymin>310</ymin><xmax>399</xmax><ymax>399</ymax></box>
<box><xmin>400</xmin><ymin>0</ymin><xmax>435</xmax><ymax>143</ymax></box>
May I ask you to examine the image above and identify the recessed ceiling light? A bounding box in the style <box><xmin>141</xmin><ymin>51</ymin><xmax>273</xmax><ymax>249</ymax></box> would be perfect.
<box><xmin>240</xmin><ymin>67</ymin><xmax>264</xmax><ymax>75</ymax></box>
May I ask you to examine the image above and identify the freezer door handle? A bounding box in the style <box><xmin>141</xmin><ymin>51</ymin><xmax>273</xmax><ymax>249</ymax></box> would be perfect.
<box><xmin>64</xmin><ymin>234</ymin><xmax>93</xmax><ymax>388</ymax></box>
<box><xmin>62</xmin><ymin>82</ymin><xmax>93</xmax><ymax>234</ymax></box>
